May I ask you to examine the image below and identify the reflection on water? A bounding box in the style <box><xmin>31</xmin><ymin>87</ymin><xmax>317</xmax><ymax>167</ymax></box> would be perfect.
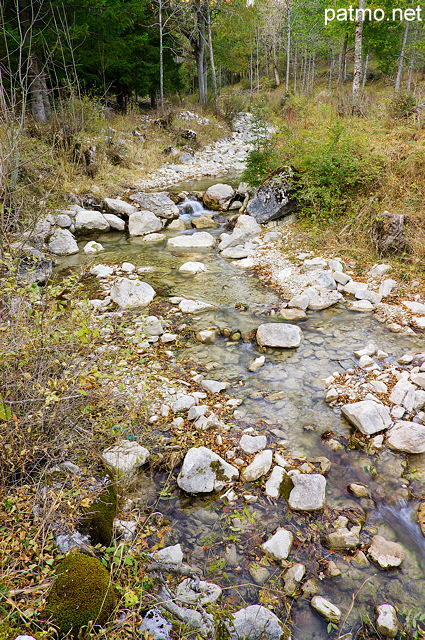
<box><xmin>59</xmin><ymin>217</ymin><xmax>425</xmax><ymax>638</ymax></box>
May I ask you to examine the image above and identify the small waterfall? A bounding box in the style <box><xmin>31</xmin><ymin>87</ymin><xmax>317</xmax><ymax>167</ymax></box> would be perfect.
<box><xmin>375</xmin><ymin>500</ymin><xmax>425</xmax><ymax>560</ymax></box>
<box><xmin>178</xmin><ymin>197</ymin><xmax>210</xmax><ymax>221</ymax></box>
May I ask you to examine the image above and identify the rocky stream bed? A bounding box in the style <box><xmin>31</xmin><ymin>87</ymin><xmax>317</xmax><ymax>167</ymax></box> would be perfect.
<box><xmin>11</xmin><ymin>112</ymin><xmax>425</xmax><ymax>640</ymax></box>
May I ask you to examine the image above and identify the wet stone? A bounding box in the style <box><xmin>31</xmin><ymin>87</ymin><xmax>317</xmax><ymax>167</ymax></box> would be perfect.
<box><xmin>288</xmin><ymin>474</ymin><xmax>326</xmax><ymax>511</ymax></box>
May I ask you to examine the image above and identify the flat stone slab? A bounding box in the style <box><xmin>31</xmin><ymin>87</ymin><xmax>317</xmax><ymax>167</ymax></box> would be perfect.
<box><xmin>167</xmin><ymin>232</ymin><xmax>215</xmax><ymax>250</ymax></box>
<box><xmin>368</xmin><ymin>534</ymin><xmax>405</xmax><ymax>568</ymax></box>
<box><xmin>386</xmin><ymin>420</ymin><xmax>425</xmax><ymax>453</ymax></box>
<box><xmin>288</xmin><ymin>474</ymin><xmax>326</xmax><ymax>511</ymax></box>
<box><xmin>341</xmin><ymin>400</ymin><xmax>392</xmax><ymax>435</ymax></box>
<box><xmin>110</xmin><ymin>278</ymin><xmax>156</xmax><ymax>309</ymax></box>
<box><xmin>256</xmin><ymin>323</ymin><xmax>302</xmax><ymax>348</ymax></box>
<box><xmin>178</xmin><ymin>299</ymin><xmax>216</xmax><ymax>314</ymax></box>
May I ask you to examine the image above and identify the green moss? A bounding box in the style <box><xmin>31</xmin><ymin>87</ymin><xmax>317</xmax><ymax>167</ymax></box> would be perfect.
<box><xmin>78</xmin><ymin>482</ymin><xmax>117</xmax><ymax>546</ymax></box>
<box><xmin>44</xmin><ymin>551</ymin><xmax>116</xmax><ymax>637</ymax></box>
<box><xmin>0</xmin><ymin>625</ymin><xmax>29</xmax><ymax>640</ymax></box>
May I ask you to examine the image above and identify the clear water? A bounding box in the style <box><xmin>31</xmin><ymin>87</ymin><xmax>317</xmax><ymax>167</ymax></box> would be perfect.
<box><xmin>60</xmin><ymin>203</ymin><xmax>425</xmax><ymax>638</ymax></box>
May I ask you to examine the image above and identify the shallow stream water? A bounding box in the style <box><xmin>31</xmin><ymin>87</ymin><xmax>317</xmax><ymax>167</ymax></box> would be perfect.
<box><xmin>61</xmin><ymin>196</ymin><xmax>425</xmax><ymax>639</ymax></box>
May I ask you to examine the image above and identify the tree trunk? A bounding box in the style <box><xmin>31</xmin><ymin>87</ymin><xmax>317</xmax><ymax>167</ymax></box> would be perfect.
<box><xmin>352</xmin><ymin>0</ymin><xmax>365</xmax><ymax>114</ymax></box>
<box><xmin>196</xmin><ymin>0</ymin><xmax>208</xmax><ymax>106</ymax></box>
<box><xmin>395</xmin><ymin>23</ymin><xmax>409</xmax><ymax>92</ymax></box>
<box><xmin>293</xmin><ymin>47</ymin><xmax>297</xmax><ymax>92</ymax></box>
<box><xmin>206</xmin><ymin>4</ymin><xmax>218</xmax><ymax>112</ymax></box>
<box><xmin>338</xmin><ymin>32</ymin><xmax>348</xmax><ymax>87</ymax></box>
<box><xmin>29</xmin><ymin>54</ymin><xmax>50</xmax><ymax>122</ymax></box>
<box><xmin>329</xmin><ymin>45</ymin><xmax>334</xmax><ymax>91</ymax></box>
<box><xmin>159</xmin><ymin>0</ymin><xmax>164</xmax><ymax>112</ymax></box>
<box><xmin>285</xmin><ymin>0</ymin><xmax>291</xmax><ymax>92</ymax></box>
<box><xmin>361</xmin><ymin>50</ymin><xmax>369</xmax><ymax>89</ymax></box>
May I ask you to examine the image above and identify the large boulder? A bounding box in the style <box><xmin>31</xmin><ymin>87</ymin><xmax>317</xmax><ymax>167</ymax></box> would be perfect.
<box><xmin>128</xmin><ymin>210</ymin><xmax>162</xmax><ymax>236</ymax></box>
<box><xmin>341</xmin><ymin>400</ymin><xmax>392</xmax><ymax>435</ymax></box>
<box><xmin>386</xmin><ymin>420</ymin><xmax>425</xmax><ymax>453</ymax></box>
<box><xmin>48</xmin><ymin>228</ymin><xmax>79</xmax><ymax>255</ymax></box>
<box><xmin>230</xmin><ymin>605</ymin><xmax>283</xmax><ymax>640</ymax></box>
<box><xmin>110</xmin><ymin>278</ymin><xmax>156</xmax><ymax>309</ymax></box>
<box><xmin>256</xmin><ymin>323</ymin><xmax>302</xmax><ymax>348</ymax></box>
<box><xmin>203</xmin><ymin>184</ymin><xmax>235</xmax><ymax>211</ymax></box>
<box><xmin>167</xmin><ymin>232</ymin><xmax>216</xmax><ymax>250</ymax></box>
<box><xmin>129</xmin><ymin>191</ymin><xmax>179</xmax><ymax>219</ymax></box>
<box><xmin>75</xmin><ymin>210</ymin><xmax>110</xmax><ymax>233</ymax></box>
<box><xmin>177</xmin><ymin>446</ymin><xmax>239</xmax><ymax>493</ymax></box>
<box><xmin>246</xmin><ymin>167</ymin><xmax>298</xmax><ymax>224</ymax></box>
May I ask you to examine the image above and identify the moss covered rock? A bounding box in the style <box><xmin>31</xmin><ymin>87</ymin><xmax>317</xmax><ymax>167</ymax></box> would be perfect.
<box><xmin>44</xmin><ymin>552</ymin><xmax>116</xmax><ymax>636</ymax></box>
<box><xmin>78</xmin><ymin>483</ymin><xmax>117</xmax><ymax>546</ymax></box>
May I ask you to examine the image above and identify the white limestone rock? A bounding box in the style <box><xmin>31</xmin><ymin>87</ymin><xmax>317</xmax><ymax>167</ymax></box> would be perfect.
<box><xmin>129</xmin><ymin>210</ymin><xmax>162</xmax><ymax>236</ymax></box>
<box><xmin>376</xmin><ymin>604</ymin><xmax>399</xmax><ymax>638</ymax></box>
<box><xmin>341</xmin><ymin>400</ymin><xmax>392</xmax><ymax>435</ymax></box>
<box><xmin>203</xmin><ymin>183</ymin><xmax>235</xmax><ymax>210</ymax></box>
<box><xmin>288</xmin><ymin>474</ymin><xmax>326</xmax><ymax>511</ymax></box>
<box><xmin>402</xmin><ymin>300</ymin><xmax>425</xmax><ymax>315</ymax></box>
<box><xmin>156</xmin><ymin>543</ymin><xmax>183</xmax><ymax>565</ymax></box>
<box><xmin>75</xmin><ymin>210</ymin><xmax>109</xmax><ymax>232</ymax></box>
<box><xmin>256</xmin><ymin>323</ymin><xmax>302</xmax><ymax>348</ymax></box>
<box><xmin>241</xmin><ymin>450</ymin><xmax>273</xmax><ymax>481</ymax></box>
<box><xmin>262</xmin><ymin>528</ymin><xmax>293</xmax><ymax>562</ymax></box>
<box><xmin>368</xmin><ymin>535</ymin><xmax>404</xmax><ymax>568</ymax></box>
<box><xmin>248</xmin><ymin>355</ymin><xmax>266</xmax><ymax>372</ymax></box>
<box><xmin>102</xmin><ymin>440</ymin><xmax>150</xmax><ymax>476</ymax></box>
<box><xmin>310</xmin><ymin>596</ymin><xmax>341</xmax><ymax>623</ymax></box>
<box><xmin>167</xmin><ymin>232</ymin><xmax>215</xmax><ymax>249</ymax></box>
<box><xmin>104</xmin><ymin>197</ymin><xmax>138</xmax><ymax>216</ymax></box>
<box><xmin>265</xmin><ymin>466</ymin><xmax>286</xmax><ymax>498</ymax></box>
<box><xmin>177</xmin><ymin>446</ymin><xmax>239</xmax><ymax>493</ymax></box>
<box><xmin>179</xmin><ymin>299</ymin><xmax>216</xmax><ymax>314</ymax></box>
<box><xmin>110</xmin><ymin>278</ymin><xmax>156</xmax><ymax>309</ymax></box>
<box><xmin>90</xmin><ymin>264</ymin><xmax>114</xmax><ymax>278</ymax></box>
<box><xmin>179</xmin><ymin>261</ymin><xmax>206</xmax><ymax>274</ymax></box>
<box><xmin>129</xmin><ymin>191</ymin><xmax>179</xmax><ymax>219</ymax></box>
<box><xmin>103</xmin><ymin>213</ymin><xmax>126</xmax><ymax>231</ymax></box>
<box><xmin>176</xmin><ymin>578</ymin><xmax>221</xmax><ymax>605</ymax></box>
<box><xmin>304</xmin><ymin>286</ymin><xmax>342</xmax><ymax>311</ymax></box>
<box><xmin>48</xmin><ymin>228</ymin><xmax>79</xmax><ymax>255</ymax></box>
<box><xmin>239</xmin><ymin>434</ymin><xmax>267</xmax><ymax>454</ymax></box>
<box><xmin>230</xmin><ymin>605</ymin><xmax>283</xmax><ymax>640</ymax></box>
<box><xmin>369</xmin><ymin>263</ymin><xmax>392</xmax><ymax>277</ymax></box>
<box><xmin>83</xmin><ymin>240</ymin><xmax>104</xmax><ymax>254</ymax></box>
<box><xmin>386</xmin><ymin>420</ymin><xmax>425</xmax><ymax>453</ymax></box>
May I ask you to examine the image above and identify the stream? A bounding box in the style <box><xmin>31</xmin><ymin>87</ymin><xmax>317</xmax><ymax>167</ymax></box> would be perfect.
<box><xmin>60</xmin><ymin>191</ymin><xmax>425</xmax><ymax>639</ymax></box>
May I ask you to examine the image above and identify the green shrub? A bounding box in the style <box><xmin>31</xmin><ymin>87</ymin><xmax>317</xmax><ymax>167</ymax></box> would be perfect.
<box><xmin>388</xmin><ymin>92</ymin><xmax>417</xmax><ymax>119</ymax></box>
<box><xmin>242</xmin><ymin>104</ymin><xmax>278</xmax><ymax>186</ymax></box>
<box><xmin>44</xmin><ymin>551</ymin><xmax>116</xmax><ymax>637</ymax></box>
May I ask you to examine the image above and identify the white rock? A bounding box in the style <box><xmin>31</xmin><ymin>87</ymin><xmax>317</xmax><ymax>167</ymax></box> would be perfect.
<box><xmin>410</xmin><ymin>372</ymin><xmax>425</xmax><ymax>389</ymax></box>
<box><xmin>203</xmin><ymin>183</ymin><xmax>235</xmax><ymax>210</ymax></box>
<box><xmin>221</xmin><ymin>246</ymin><xmax>251</xmax><ymax>259</ymax></box>
<box><xmin>201</xmin><ymin>379</ymin><xmax>228</xmax><ymax>393</ymax></box>
<box><xmin>355</xmin><ymin>288</ymin><xmax>382</xmax><ymax>305</ymax></box>
<box><xmin>313</xmin><ymin>271</ymin><xmax>336</xmax><ymax>290</ymax></box>
<box><xmin>102</xmin><ymin>440</ymin><xmax>150</xmax><ymax>476</ymax></box>
<box><xmin>369</xmin><ymin>263</ymin><xmax>392</xmax><ymax>277</ymax></box>
<box><xmin>48</xmin><ymin>228</ymin><xmax>79</xmax><ymax>255</ymax></box>
<box><xmin>75</xmin><ymin>210</ymin><xmax>109</xmax><ymax>232</ymax></box>
<box><xmin>368</xmin><ymin>380</ymin><xmax>388</xmax><ymax>394</ymax></box>
<box><xmin>310</xmin><ymin>596</ymin><xmax>341</xmax><ymax>623</ymax></box>
<box><xmin>114</xmin><ymin>519</ymin><xmax>137</xmax><ymax>541</ymax></box>
<box><xmin>121</xmin><ymin>261</ymin><xmax>136</xmax><ymax>273</ymax></box>
<box><xmin>241</xmin><ymin>450</ymin><xmax>273</xmax><ymax>481</ymax></box>
<box><xmin>288</xmin><ymin>474</ymin><xmax>326</xmax><ymax>511</ymax></box>
<box><xmin>301</xmin><ymin>258</ymin><xmax>327</xmax><ymax>271</ymax></box>
<box><xmin>379</xmin><ymin>279</ymin><xmax>397</xmax><ymax>297</ymax></box>
<box><xmin>140</xmin><ymin>609</ymin><xmax>172</xmax><ymax>640</ymax></box>
<box><xmin>359</xmin><ymin>355</ymin><xmax>376</xmax><ymax>369</ymax></box>
<box><xmin>239</xmin><ymin>434</ymin><xmax>267</xmax><ymax>454</ymax></box>
<box><xmin>143</xmin><ymin>233</ymin><xmax>165</xmax><ymax>242</ymax></box>
<box><xmin>328</xmin><ymin>258</ymin><xmax>344</xmax><ymax>271</ymax></box>
<box><xmin>196</xmin><ymin>329</ymin><xmax>218</xmax><ymax>343</ymax></box>
<box><xmin>348</xmin><ymin>300</ymin><xmax>374</xmax><ymax>312</ymax></box>
<box><xmin>413</xmin><ymin>316</ymin><xmax>425</xmax><ymax>328</ymax></box>
<box><xmin>283</xmin><ymin>563</ymin><xmax>306</xmax><ymax>595</ymax></box>
<box><xmin>103</xmin><ymin>213</ymin><xmax>126</xmax><ymax>231</ymax></box>
<box><xmin>402</xmin><ymin>300</ymin><xmax>425</xmax><ymax>314</ymax></box>
<box><xmin>343</xmin><ymin>280</ymin><xmax>368</xmax><ymax>295</ymax></box>
<box><xmin>176</xmin><ymin>578</ymin><xmax>221</xmax><ymax>605</ymax></box>
<box><xmin>168</xmin><ymin>218</ymin><xmax>186</xmax><ymax>231</ymax></box>
<box><xmin>333</xmin><ymin>270</ymin><xmax>351</xmax><ymax>285</ymax></box>
<box><xmin>368</xmin><ymin>535</ymin><xmax>404</xmax><ymax>568</ymax></box>
<box><xmin>341</xmin><ymin>400</ymin><xmax>392</xmax><ymax>435</ymax></box>
<box><xmin>140</xmin><ymin>316</ymin><xmax>163</xmax><ymax>336</ymax></box>
<box><xmin>179</xmin><ymin>261</ymin><xmax>206</xmax><ymax>275</ymax></box>
<box><xmin>179</xmin><ymin>299</ymin><xmax>216</xmax><ymax>314</ymax></box>
<box><xmin>230</xmin><ymin>605</ymin><xmax>283</xmax><ymax>640</ymax></box>
<box><xmin>90</xmin><ymin>264</ymin><xmax>114</xmax><ymax>278</ymax></box>
<box><xmin>304</xmin><ymin>286</ymin><xmax>342</xmax><ymax>310</ymax></box>
<box><xmin>414</xmin><ymin>390</ymin><xmax>425</xmax><ymax>410</ymax></box>
<box><xmin>104</xmin><ymin>197</ymin><xmax>138</xmax><ymax>216</ymax></box>
<box><xmin>233</xmin><ymin>257</ymin><xmax>254</xmax><ymax>268</ymax></box>
<box><xmin>265</xmin><ymin>466</ymin><xmax>286</xmax><ymax>498</ymax></box>
<box><xmin>171</xmin><ymin>394</ymin><xmax>196</xmax><ymax>412</ymax></box>
<box><xmin>156</xmin><ymin>543</ymin><xmax>183</xmax><ymax>565</ymax></box>
<box><xmin>129</xmin><ymin>192</ymin><xmax>179</xmax><ymax>219</ymax></box>
<box><xmin>256</xmin><ymin>323</ymin><xmax>302</xmax><ymax>348</ymax></box>
<box><xmin>218</xmin><ymin>215</ymin><xmax>261</xmax><ymax>251</ymax></box>
<box><xmin>262</xmin><ymin>528</ymin><xmax>293</xmax><ymax>561</ymax></box>
<box><xmin>248</xmin><ymin>355</ymin><xmax>266</xmax><ymax>372</ymax></box>
<box><xmin>167</xmin><ymin>232</ymin><xmax>215</xmax><ymax>250</ymax></box>
<box><xmin>187</xmin><ymin>405</ymin><xmax>207</xmax><ymax>421</ymax></box>
<box><xmin>386</xmin><ymin>420</ymin><xmax>425</xmax><ymax>453</ymax></box>
<box><xmin>177</xmin><ymin>446</ymin><xmax>239</xmax><ymax>493</ymax></box>
<box><xmin>376</xmin><ymin>604</ymin><xmax>399</xmax><ymax>638</ymax></box>
<box><xmin>129</xmin><ymin>210</ymin><xmax>162</xmax><ymax>236</ymax></box>
<box><xmin>83</xmin><ymin>240</ymin><xmax>104</xmax><ymax>254</ymax></box>
<box><xmin>354</xmin><ymin>343</ymin><xmax>377</xmax><ymax>357</ymax></box>
<box><xmin>110</xmin><ymin>278</ymin><xmax>156</xmax><ymax>309</ymax></box>
<box><xmin>288</xmin><ymin>293</ymin><xmax>310</xmax><ymax>310</ymax></box>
